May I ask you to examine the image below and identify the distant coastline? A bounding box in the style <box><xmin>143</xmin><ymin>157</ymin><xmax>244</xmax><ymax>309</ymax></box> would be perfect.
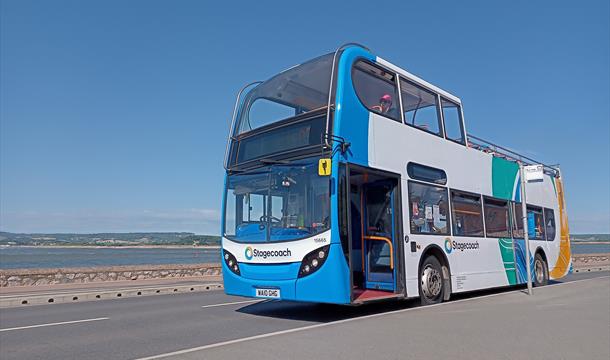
<box><xmin>1</xmin><ymin>231</ymin><xmax>607</xmax><ymax>247</ymax></box>
<box><xmin>0</xmin><ymin>244</ymin><xmax>221</xmax><ymax>249</ymax></box>
<box><xmin>0</xmin><ymin>242</ymin><xmax>606</xmax><ymax>248</ymax></box>
<box><xmin>0</xmin><ymin>231</ymin><xmax>220</xmax><ymax>247</ymax></box>
<box><xmin>571</xmin><ymin>241</ymin><xmax>610</xmax><ymax>244</ymax></box>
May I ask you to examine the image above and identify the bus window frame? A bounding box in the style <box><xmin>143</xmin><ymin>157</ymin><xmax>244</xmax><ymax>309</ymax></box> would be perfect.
<box><xmin>406</xmin><ymin>162</ymin><xmax>447</xmax><ymax>185</ymax></box>
<box><xmin>398</xmin><ymin>76</ymin><xmax>444</xmax><ymax>138</ymax></box>
<box><xmin>526</xmin><ymin>204</ymin><xmax>546</xmax><ymax>241</ymax></box>
<box><xmin>510</xmin><ymin>201</ymin><xmax>524</xmax><ymax>239</ymax></box>
<box><xmin>407</xmin><ymin>180</ymin><xmax>451</xmax><ymax>236</ymax></box>
<box><xmin>543</xmin><ymin>207</ymin><xmax>556</xmax><ymax>241</ymax></box>
<box><xmin>449</xmin><ymin>188</ymin><xmax>486</xmax><ymax>238</ymax></box>
<box><xmin>482</xmin><ymin>196</ymin><xmax>512</xmax><ymax>239</ymax></box>
<box><xmin>351</xmin><ymin>59</ymin><xmax>402</xmax><ymax>123</ymax></box>
<box><xmin>440</xmin><ymin>96</ymin><xmax>467</xmax><ymax>146</ymax></box>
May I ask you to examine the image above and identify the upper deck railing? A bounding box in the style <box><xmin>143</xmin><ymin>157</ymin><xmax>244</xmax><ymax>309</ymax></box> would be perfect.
<box><xmin>467</xmin><ymin>134</ymin><xmax>560</xmax><ymax>178</ymax></box>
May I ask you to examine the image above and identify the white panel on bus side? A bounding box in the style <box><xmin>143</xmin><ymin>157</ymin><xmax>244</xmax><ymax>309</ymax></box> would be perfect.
<box><xmin>368</xmin><ymin>112</ymin><xmax>492</xmax><ymax>195</ymax></box>
<box><xmin>368</xmin><ymin>113</ymin><xmax>512</xmax><ymax>295</ymax></box>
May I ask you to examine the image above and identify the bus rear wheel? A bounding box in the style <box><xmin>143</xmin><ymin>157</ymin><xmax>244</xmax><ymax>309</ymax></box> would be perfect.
<box><xmin>534</xmin><ymin>253</ymin><xmax>549</xmax><ymax>287</ymax></box>
<box><xmin>419</xmin><ymin>256</ymin><xmax>445</xmax><ymax>305</ymax></box>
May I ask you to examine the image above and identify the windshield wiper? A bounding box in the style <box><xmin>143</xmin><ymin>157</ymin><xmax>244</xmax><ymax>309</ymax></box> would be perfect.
<box><xmin>259</xmin><ymin>158</ymin><xmax>291</xmax><ymax>165</ymax></box>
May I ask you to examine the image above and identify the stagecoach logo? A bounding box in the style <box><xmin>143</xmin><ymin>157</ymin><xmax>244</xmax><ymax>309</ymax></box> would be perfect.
<box><xmin>245</xmin><ymin>246</ymin><xmax>254</xmax><ymax>260</ymax></box>
<box><xmin>444</xmin><ymin>238</ymin><xmax>480</xmax><ymax>254</ymax></box>
<box><xmin>444</xmin><ymin>238</ymin><xmax>453</xmax><ymax>254</ymax></box>
<box><xmin>244</xmin><ymin>246</ymin><xmax>291</xmax><ymax>260</ymax></box>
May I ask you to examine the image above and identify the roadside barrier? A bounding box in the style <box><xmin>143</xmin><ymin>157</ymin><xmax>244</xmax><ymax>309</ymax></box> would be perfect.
<box><xmin>0</xmin><ymin>283</ymin><xmax>224</xmax><ymax>308</ymax></box>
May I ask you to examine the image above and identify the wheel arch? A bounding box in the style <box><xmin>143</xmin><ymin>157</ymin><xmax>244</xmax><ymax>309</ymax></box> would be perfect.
<box><xmin>418</xmin><ymin>244</ymin><xmax>452</xmax><ymax>300</ymax></box>
<box><xmin>535</xmin><ymin>246</ymin><xmax>548</xmax><ymax>264</ymax></box>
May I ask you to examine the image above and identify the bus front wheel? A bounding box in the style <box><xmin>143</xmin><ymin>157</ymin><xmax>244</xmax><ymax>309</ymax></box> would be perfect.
<box><xmin>419</xmin><ymin>256</ymin><xmax>445</xmax><ymax>305</ymax></box>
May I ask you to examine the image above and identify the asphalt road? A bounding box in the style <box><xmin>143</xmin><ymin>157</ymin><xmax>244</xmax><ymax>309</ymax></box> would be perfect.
<box><xmin>0</xmin><ymin>272</ymin><xmax>608</xmax><ymax>360</ymax></box>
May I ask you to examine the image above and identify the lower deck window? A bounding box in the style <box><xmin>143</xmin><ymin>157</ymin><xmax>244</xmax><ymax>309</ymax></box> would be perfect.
<box><xmin>451</xmin><ymin>191</ymin><xmax>484</xmax><ymax>237</ymax></box>
<box><xmin>527</xmin><ymin>206</ymin><xmax>545</xmax><ymax>240</ymax></box>
<box><xmin>408</xmin><ymin>181</ymin><xmax>449</xmax><ymax>235</ymax></box>
<box><xmin>484</xmin><ymin>197</ymin><xmax>510</xmax><ymax>238</ymax></box>
<box><xmin>511</xmin><ymin>202</ymin><xmax>524</xmax><ymax>238</ymax></box>
<box><xmin>544</xmin><ymin>208</ymin><xmax>556</xmax><ymax>241</ymax></box>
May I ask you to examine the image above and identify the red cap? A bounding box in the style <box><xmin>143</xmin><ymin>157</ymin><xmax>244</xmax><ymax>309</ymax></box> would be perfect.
<box><xmin>380</xmin><ymin>94</ymin><xmax>392</xmax><ymax>103</ymax></box>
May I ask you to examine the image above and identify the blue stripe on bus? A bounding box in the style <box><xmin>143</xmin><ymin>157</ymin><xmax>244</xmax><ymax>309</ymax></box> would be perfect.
<box><xmin>333</xmin><ymin>46</ymin><xmax>374</xmax><ymax>168</ymax></box>
<box><xmin>295</xmin><ymin>244</ymin><xmax>351</xmax><ymax>303</ymax></box>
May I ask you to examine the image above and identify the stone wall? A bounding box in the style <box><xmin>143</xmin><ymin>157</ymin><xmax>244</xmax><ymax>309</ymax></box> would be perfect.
<box><xmin>0</xmin><ymin>263</ymin><xmax>221</xmax><ymax>287</ymax></box>
<box><xmin>572</xmin><ymin>253</ymin><xmax>609</xmax><ymax>268</ymax></box>
<box><xmin>1</xmin><ymin>253</ymin><xmax>608</xmax><ymax>288</ymax></box>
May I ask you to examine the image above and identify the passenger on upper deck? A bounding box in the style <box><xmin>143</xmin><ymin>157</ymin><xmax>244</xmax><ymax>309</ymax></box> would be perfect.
<box><xmin>372</xmin><ymin>94</ymin><xmax>399</xmax><ymax>119</ymax></box>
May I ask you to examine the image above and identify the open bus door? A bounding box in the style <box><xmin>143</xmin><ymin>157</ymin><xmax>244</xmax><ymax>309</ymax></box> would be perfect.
<box><xmin>362</xmin><ymin>182</ymin><xmax>396</xmax><ymax>291</ymax></box>
<box><xmin>346</xmin><ymin>165</ymin><xmax>405</xmax><ymax>303</ymax></box>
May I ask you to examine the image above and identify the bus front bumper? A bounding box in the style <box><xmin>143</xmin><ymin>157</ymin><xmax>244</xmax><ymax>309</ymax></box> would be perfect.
<box><xmin>222</xmin><ymin>243</ymin><xmax>350</xmax><ymax>304</ymax></box>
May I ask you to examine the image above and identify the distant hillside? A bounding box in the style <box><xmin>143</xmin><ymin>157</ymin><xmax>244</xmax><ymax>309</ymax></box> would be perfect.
<box><xmin>1</xmin><ymin>232</ymin><xmax>607</xmax><ymax>246</ymax></box>
<box><xmin>0</xmin><ymin>232</ymin><xmax>220</xmax><ymax>246</ymax></box>
<box><xmin>571</xmin><ymin>234</ymin><xmax>610</xmax><ymax>242</ymax></box>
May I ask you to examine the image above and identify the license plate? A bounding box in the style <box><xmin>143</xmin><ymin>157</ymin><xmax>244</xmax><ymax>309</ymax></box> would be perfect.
<box><xmin>255</xmin><ymin>288</ymin><xmax>280</xmax><ymax>299</ymax></box>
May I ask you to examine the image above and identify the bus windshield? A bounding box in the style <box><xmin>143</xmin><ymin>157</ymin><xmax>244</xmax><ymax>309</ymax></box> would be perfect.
<box><xmin>224</xmin><ymin>158</ymin><xmax>330</xmax><ymax>243</ymax></box>
<box><xmin>235</xmin><ymin>53</ymin><xmax>333</xmax><ymax>135</ymax></box>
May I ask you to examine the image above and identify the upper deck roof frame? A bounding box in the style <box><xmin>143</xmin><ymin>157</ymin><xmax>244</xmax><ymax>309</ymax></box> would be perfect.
<box><xmin>375</xmin><ymin>57</ymin><xmax>462</xmax><ymax>105</ymax></box>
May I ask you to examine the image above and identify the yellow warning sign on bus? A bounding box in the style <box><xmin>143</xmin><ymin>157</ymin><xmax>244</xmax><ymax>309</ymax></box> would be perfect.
<box><xmin>318</xmin><ymin>159</ymin><xmax>331</xmax><ymax>176</ymax></box>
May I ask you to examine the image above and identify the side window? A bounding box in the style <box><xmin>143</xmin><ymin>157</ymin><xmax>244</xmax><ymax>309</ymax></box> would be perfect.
<box><xmin>352</xmin><ymin>61</ymin><xmax>401</xmax><ymax>122</ymax></box>
<box><xmin>224</xmin><ymin>192</ymin><xmax>238</xmax><ymax>237</ymax></box>
<box><xmin>400</xmin><ymin>78</ymin><xmax>442</xmax><ymax>136</ymax></box>
<box><xmin>512</xmin><ymin>202</ymin><xmax>524</xmax><ymax>238</ymax></box>
<box><xmin>484</xmin><ymin>197</ymin><xmax>511</xmax><ymax>238</ymax></box>
<box><xmin>408</xmin><ymin>181</ymin><xmax>449</xmax><ymax>235</ymax></box>
<box><xmin>544</xmin><ymin>208</ymin><xmax>556</xmax><ymax>241</ymax></box>
<box><xmin>527</xmin><ymin>205</ymin><xmax>545</xmax><ymax>240</ymax></box>
<box><xmin>407</xmin><ymin>162</ymin><xmax>447</xmax><ymax>185</ymax></box>
<box><xmin>441</xmin><ymin>98</ymin><xmax>465</xmax><ymax>144</ymax></box>
<box><xmin>451</xmin><ymin>191</ymin><xmax>484</xmax><ymax>237</ymax></box>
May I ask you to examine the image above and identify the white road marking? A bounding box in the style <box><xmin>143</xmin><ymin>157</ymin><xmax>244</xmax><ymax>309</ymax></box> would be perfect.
<box><xmin>201</xmin><ymin>299</ymin><xmax>264</xmax><ymax>309</ymax></box>
<box><xmin>135</xmin><ymin>275</ymin><xmax>609</xmax><ymax>360</ymax></box>
<box><xmin>0</xmin><ymin>317</ymin><xmax>109</xmax><ymax>332</ymax></box>
<box><xmin>536</xmin><ymin>302</ymin><xmax>568</xmax><ymax>308</ymax></box>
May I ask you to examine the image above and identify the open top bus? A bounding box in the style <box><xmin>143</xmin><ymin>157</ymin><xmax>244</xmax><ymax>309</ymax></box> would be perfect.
<box><xmin>221</xmin><ymin>44</ymin><xmax>571</xmax><ymax>305</ymax></box>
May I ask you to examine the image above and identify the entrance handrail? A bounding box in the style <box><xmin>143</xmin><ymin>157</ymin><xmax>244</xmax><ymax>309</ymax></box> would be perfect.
<box><xmin>363</xmin><ymin>235</ymin><xmax>394</xmax><ymax>269</ymax></box>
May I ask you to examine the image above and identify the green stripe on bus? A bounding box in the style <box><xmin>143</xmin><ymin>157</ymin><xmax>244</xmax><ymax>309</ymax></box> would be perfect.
<box><xmin>492</xmin><ymin>157</ymin><xmax>519</xmax><ymax>200</ymax></box>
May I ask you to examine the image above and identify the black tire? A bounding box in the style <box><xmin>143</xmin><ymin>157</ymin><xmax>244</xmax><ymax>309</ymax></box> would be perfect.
<box><xmin>418</xmin><ymin>256</ymin><xmax>445</xmax><ymax>305</ymax></box>
<box><xmin>533</xmin><ymin>253</ymin><xmax>549</xmax><ymax>287</ymax></box>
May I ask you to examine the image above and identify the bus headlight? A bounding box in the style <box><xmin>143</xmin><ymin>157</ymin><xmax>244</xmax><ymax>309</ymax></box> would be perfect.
<box><xmin>223</xmin><ymin>250</ymin><xmax>240</xmax><ymax>275</ymax></box>
<box><xmin>298</xmin><ymin>245</ymin><xmax>330</xmax><ymax>278</ymax></box>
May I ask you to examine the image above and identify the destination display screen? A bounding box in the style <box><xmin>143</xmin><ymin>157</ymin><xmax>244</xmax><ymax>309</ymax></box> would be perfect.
<box><xmin>230</xmin><ymin>115</ymin><xmax>325</xmax><ymax>166</ymax></box>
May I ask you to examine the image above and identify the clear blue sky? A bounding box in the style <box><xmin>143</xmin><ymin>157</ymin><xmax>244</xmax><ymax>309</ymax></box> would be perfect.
<box><xmin>1</xmin><ymin>0</ymin><xmax>608</xmax><ymax>234</ymax></box>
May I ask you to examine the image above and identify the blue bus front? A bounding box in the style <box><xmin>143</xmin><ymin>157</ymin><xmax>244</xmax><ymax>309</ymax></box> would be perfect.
<box><xmin>221</xmin><ymin>53</ymin><xmax>351</xmax><ymax>304</ymax></box>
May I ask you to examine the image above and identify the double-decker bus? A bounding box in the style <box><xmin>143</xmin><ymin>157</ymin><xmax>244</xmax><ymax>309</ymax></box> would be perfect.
<box><xmin>221</xmin><ymin>44</ymin><xmax>571</xmax><ymax>305</ymax></box>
